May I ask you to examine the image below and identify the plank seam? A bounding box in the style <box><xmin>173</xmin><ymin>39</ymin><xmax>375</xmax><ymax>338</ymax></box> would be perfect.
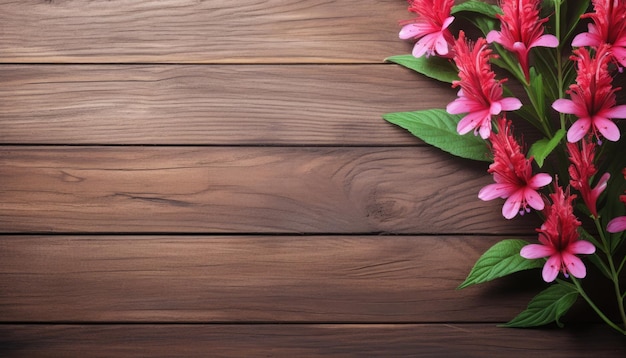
<box><xmin>0</xmin><ymin>232</ymin><xmax>536</xmax><ymax>237</ymax></box>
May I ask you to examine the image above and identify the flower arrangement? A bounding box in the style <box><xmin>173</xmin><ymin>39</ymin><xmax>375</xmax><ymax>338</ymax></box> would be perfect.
<box><xmin>385</xmin><ymin>0</ymin><xmax>626</xmax><ymax>333</ymax></box>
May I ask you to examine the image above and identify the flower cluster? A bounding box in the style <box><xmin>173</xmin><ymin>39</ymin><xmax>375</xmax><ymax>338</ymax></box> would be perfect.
<box><xmin>485</xmin><ymin>0</ymin><xmax>558</xmax><ymax>82</ymax></box>
<box><xmin>388</xmin><ymin>0</ymin><xmax>626</xmax><ymax>333</ymax></box>
<box><xmin>446</xmin><ymin>32</ymin><xmax>522</xmax><ymax>139</ymax></box>
<box><xmin>573</xmin><ymin>0</ymin><xmax>626</xmax><ymax>68</ymax></box>
<box><xmin>478</xmin><ymin>118</ymin><xmax>551</xmax><ymax>219</ymax></box>
<box><xmin>520</xmin><ymin>186</ymin><xmax>596</xmax><ymax>283</ymax></box>
<box><xmin>553</xmin><ymin>45</ymin><xmax>626</xmax><ymax>143</ymax></box>
<box><xmin>399</xmin><ymin>0</ymin><xmax>456</xmax><ymax>58</ymax></box>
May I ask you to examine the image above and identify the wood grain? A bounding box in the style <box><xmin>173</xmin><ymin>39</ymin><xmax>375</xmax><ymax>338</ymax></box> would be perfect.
<box><xmin>0</xmin><ymin>0</ymin><xmax>411</xmax><ymax>64</ymax></box>
<box><xmin>0</xmin><ymin>146</ymin><xmax>540</xmax><ymax>234</ymax></box>
<box><xmin>2</xmin><ymin>0</ymin><xmax>618</xmax><ymax>353</ymax></box>
<box><xmin>1</xmin><ymin>324</ymin><xmax>623</xmax><ymax>357</ymax></box>
<box><xmin>0</xmin><ymin>235</ymin><xmax>547</xmax><ymax>323</ymax></box>
<box><xmin>0</xmin><ymin>65</ymin><xmax>454</xmax><ymax>145</ymax></box>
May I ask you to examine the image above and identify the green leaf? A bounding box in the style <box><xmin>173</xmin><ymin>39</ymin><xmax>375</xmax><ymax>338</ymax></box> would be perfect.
<box><xmin>577</xmin><ymin>230</ymin><xmax>612</xmax><ymax>279</ymax></box>
<box><xmin>587</xmin><ymin>254</ymin><xmax>612</xmax><ymax>280</ymax></box>
<box><xmin>520</xmin><ymin>67</ymin><xmax>552</xmax><ymax>137</ymax></box>
<box><xmin>467</xmin><ymin>16</ymin><xmax>499</xmax><ymax>38</ymax></box>
<box><xmin>503</xmin><ymin>283</ymin><xmax>579</xmax><ymax>328</ymax></box>
<box><xmin>597</xmin><ymin>131</ymin><xmax>626</xmax><ymax>254</ymax></box>
<box><xmin>452</xmin><ymin>0</ymin><xmax>501</xmax><ymax>37</ymax></box>
<box><xmin>562</xmin><ymin>0</ymin><xmax>591</xmax><ymax>43</ymax></box>
<box><xmin>451</xmin><ymin>0</ymin><xmax>502</xmax><ymax>18</ymax></box>
<box><xmin>385</xmin><ymin>55</ymin><xmax>459</xmax><ymax>84</ymax></box>
<box><xmin>489</xmin><ymin>43</ymin><xmax>527</xmax><ymax>85</ymax></box>
<box><xmin>458</xmin><ymin>239</ymin><xmax>544</xmax><ymax>289</ymax></box>
<box><xmin>529</xmin><ymin>68</ymin><xmax>546</xmax><ymax>119</ymax></box>
<box><xmin>531</xmin><ymin>47</ymin><xmax>561</xmax><ymax>99</ymax></box>
<box><xmin>383</xmin><ymin>109</ymin><xmax>490</xmax><ymax>162</ymax></box>
<box><xmin>528</xmin><ymin>129</ymin><xmax>566</xmax><ymax>167</ymax></box>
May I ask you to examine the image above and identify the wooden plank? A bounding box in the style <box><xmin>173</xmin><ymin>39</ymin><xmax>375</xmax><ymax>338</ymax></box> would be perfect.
<box><xmin>0</xmin><ymin>235</ymin><xmax>547</xmax><ymax>323</ymax></box>
<box><xmin>0</xmin><ymin>0</ymin><xmax>411</xmax><ymax>64</ymax></box>
<box><xmin>0</xmin><ymin>146</ymin><xmax>540</xmax><ymax>234</ymax></box>
<box><xmin>0</xmin><ymin>65</ymin><xmax>454</xmax><ymax>145</ymax></box>
<box><xmin>0</xmin><ymin>324</ymin><xmax>623</xmax><ymax>357</ymax></box>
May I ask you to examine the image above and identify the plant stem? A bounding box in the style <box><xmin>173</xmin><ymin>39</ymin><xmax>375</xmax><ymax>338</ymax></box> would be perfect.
<box><xmin>553</xmin><ymin>0</ymin><xmax>567</xmax><ymax>131</ymax></box>
<box><xmin>593</xmin><ymin>217</ymin><xmax>626</xmax><ymax>333</ymax></box>
<box><xmin>571</xmin><ymin>277</ymin><xmax>626</xmax><ymax>334</ymax></box>
<box><xmin>618</xmin><ymin>254</ymin><xmax>626</xmax><ymax>275</ymax></box>
<box><xmin>522</xmin><ymin>84</ymin><xmax>551</xmax><ymax>137</ymax></box>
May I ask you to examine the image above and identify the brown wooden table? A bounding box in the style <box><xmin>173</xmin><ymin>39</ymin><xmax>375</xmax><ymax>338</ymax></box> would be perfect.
<box><xmin>0</xmin><ymin>1</ymin><xmax>624</xmax><ymax>356</ymax></box>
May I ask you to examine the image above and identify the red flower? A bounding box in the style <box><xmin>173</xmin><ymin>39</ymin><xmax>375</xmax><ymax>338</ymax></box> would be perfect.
<box><xmin>567</xmin><ymin>138</ymin><xmax>610</xmax><ymax>218</ymax></box>
<box><xmin>399</xmin><ymin>0</ymin><xmax>455</xmax><ymax>58</ymax></box>
<box><xmin>521</xmin><ymin>186</ymin><xmax>596</xmax><ymax>283</ymax></box>
<box><xmin>572</xmin><ymin>0</ymin><xmax>626</xmax><ymax>68</ymax></box>
<box><xmin>552</xmin><ymin>46</ymin><xmax>626</xmax><ymax>142</ymax></box>
<box><xmin>446</xmin><ymin>32</ymin><xmax>522</xmax><ymax>139</ymax></box>
<box><xmin>486</xmin><ymin>0</ymin><xmax>558</xmax><ymax>82</ymax></box>
<box><xmin>607</xmin><ymin>168</ymin><xmax>626</xmax><ymax>233</ymax></box>
<box><xmin>478</xmin><ymin>118</ymin><xmax>552</xmax><ymax>219</ymax></box>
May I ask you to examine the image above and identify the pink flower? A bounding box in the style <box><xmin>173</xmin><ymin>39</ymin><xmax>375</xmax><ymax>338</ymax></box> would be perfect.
<box><xmin>478</xmin><ymin>118</ymin><xmax>552</xmax><ymax>219</ymax></box>
<box><xmin>486</xmin><ymin>0</ymin><xmax>558</xmax><ymax>82</ymax></box>
<box><xmin>572</xmin><ymin>0</ymin><xmax>626</xmax><ymax>68</ymax></box>
<box><xmin>606</xmin><ymin>216</ymin><xmax>626</xmax><ymax>233</ymax></box>
<box><xmin>567</xmin><ymin>139</ymin><xmax>610</xmax><ymax>217</ymax></box>
<box><xmin>521</xmin><ymin>186</ymin><xmax>596</xmax><ymax>283</ymax></box>
<box><xmin>607</xmin><ymin>168</ymin><xmax>626</xmax><ymax>233</ymax></box>
<box><xmin>399</xmin><ymin>0</ymin><xmax>455</xmax><ymax>58</ymax></box>
<box><xmin>608</xmin><ymin>216</ymin><xmax>626</xmax><ymax>232</ymax></box>
<box><xmin>446</xmin><ymin>32</ymin><xmax>522</xmax><ymax>139</ymax></box>
<box><xmin>552</xmin><ymin>46</ymin><xmax>626</xmax><ymax>142</ymax></box>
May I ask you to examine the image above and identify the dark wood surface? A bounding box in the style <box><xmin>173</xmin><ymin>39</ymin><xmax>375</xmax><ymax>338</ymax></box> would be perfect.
<box><xmin>1</xmin><ymin>324</ymin><xmax>624</xmax><ymax>357</ymax></box>
<box><xmin>1</xmin><ymin>0</ymin><xmax>624</xmax><ymax>356</ymax></box>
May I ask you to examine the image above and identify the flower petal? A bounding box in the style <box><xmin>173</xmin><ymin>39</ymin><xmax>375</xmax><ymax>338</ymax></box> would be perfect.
<box><xmin>478</xmin><ymin>121</ymin><xmax>492</xmax><ymax>139</ymax></box>
<box><xmin>562</xmin><ymin>252</ymin><xmax>586</xmax><ymax>279</ymax></box>
<box><xmin>524</xmin><ymin>188</ymin><xmax>545</xmax><ymax>211</ymax></box>
<box><xmin>434</xmin><ymin>33</ymin><xmax>449</xmax><ymax>56</ymax></box>
<box><xmin>567</xmin><ymin>118</ymin><xmax>591</xmax><ymax>143</ymax></box>
<box><xmin>412</xmin><ymin>37</ymin><xmax>434</xmax><ymax>58</ymax></box>
<box><xmin>520</xmin><ymin>244</ymin><xmax>554</xmax><ymax>259</ymax></box>
<box><xmin>607</xmin><ymin>216</ymin><xmax>626</xmax><ymax>233</ymax></box>
<box><xmin>531</xmin><ymin>34</ymin><xmax>558</xmax><ymax>49</ymax></box>
<box><xmin>478</xmin><ymin>183</ymin><xmax>516</xmax><ymax>201</ymax></box>
<box><xmin>512</xmin><ymin>41</ymin><xmax>527</xmax><ymax>53</ymax></box>
<box><xmin>611</xmin><ymin>46</ymin><xmax>626</xmax><ymax>68</ymax></box>
<box><xmin>502</xmin><ymin>191</ymin><xmax>523</xmax><ymax>219</ymax></box>
<box><xmin>591</xmin><ymin>172</ymin><xmax>610</xmax><ymax>198</ymax></box>
<box><xmin>478</xmin><ymin>184</ymin><xmax>501</xmax><ymax>201</ymax></box>
<box><xmin>399</xmin><ymin>23</ymin><xmax>431</xmax><ymax>40</ymax></box>
<box><xmin>486</xmin><ymin>30</ymin><xmax>501</xmax><ymax>44</ymax></box>
<box><xmin>571</xmin><ymin>25</ymin><xmax>601</xmax><ymax>47</ymax></box>
<box><xmin>489</xmin><ymin>101</ymin><xmax>502</xmax><ymax>116</ymax></box>
<box><xmin>528</xmin><ymin>173</ymin><xmax>552</xmax><ymax>189</ymax></box>
<box><xmin>552</xmin><ymin>99</ymin><xmax>580</xmax><ymax>115</ymax></box>
<box><xmin>601</xmin><ymin>104</ymin><xmax>626</xmax><ymax>119</ymax></box>
<box><xmin>446</xmin><ymin>97</ymin><xmax>481</xmax><ymax>114</ymax></box>
<box><xmin>593</xmin><ymin>116</ymin><xmax>620</xmax><ymax>141</ymax></box>
<box><xmin>568</xmin><ymin>240</ymin><xmax>596</xmax><ymax>255</ymax></box>
<box><xmin>542</xmin><ymin>255</ymin><xmax>561</xmax><ymax>282</ymax></box>
<box><xmin>456</xmin><ymin>110</ymin><xmax>489</xmax><ymax>135</ymax></box>
<box><xmin>441</xmin><ymin>16</ymin><xmax>455</xmax><ymax>30</ymax></box>
<box><xmin>499</xmin><ymin>97</ymin><xmax>522</xmax><ymax>111</ymax></box>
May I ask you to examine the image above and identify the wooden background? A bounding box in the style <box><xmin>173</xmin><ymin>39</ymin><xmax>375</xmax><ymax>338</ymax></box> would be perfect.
<box><xmin>0</xmin><ymin>0</ymin><xmax>624</xmax><ymax>356</ymax></box>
